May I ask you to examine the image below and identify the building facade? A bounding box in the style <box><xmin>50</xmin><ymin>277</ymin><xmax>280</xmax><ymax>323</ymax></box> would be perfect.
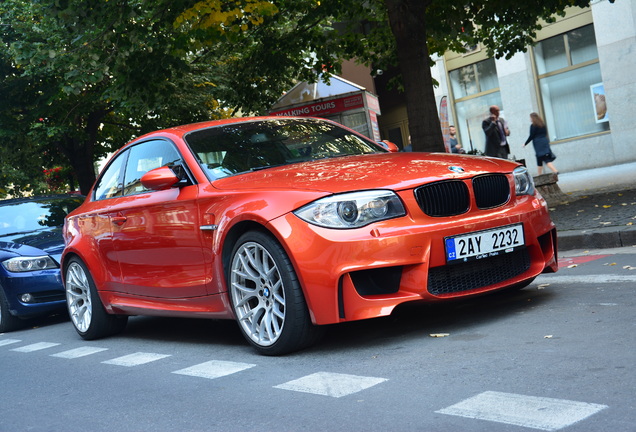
<box><xmin>376</xmin><ymin>0</ymin><xmax>636</xmax><ymax>175</ymax></box>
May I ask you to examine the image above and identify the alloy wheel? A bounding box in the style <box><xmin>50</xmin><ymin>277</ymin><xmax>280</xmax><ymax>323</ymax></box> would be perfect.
<box><xmin>65</xmin><ymin>261</ymin><xmax>93</xmax><ymax>333</ymax></box>
<box><xmin>231</xmin><ymin>241</ymin><xmax>286</xmax><ymax>347</ymax></box>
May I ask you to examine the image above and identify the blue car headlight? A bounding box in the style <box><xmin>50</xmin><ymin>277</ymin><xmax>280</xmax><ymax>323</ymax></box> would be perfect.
<box><xmin>294</xmin><ymin>190</ymin><xmax>406</xmax><ymax>229</ymax></box>
<box><xmin>513</xmin><ymin>166</ymin><xmax>535</xmax><ymax>196</ymax></box>
<box><xmin>1</xmin><ymin>256</ymin><xmax>58</xmax><ymax>273</ymax></box>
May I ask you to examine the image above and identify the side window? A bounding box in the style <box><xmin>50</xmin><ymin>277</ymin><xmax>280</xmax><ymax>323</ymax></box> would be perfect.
<box><xmin>123</xmin><ymin>140</ymin><xmax>182</xmax><ymax>196</ymax></box>
<box><xmin>94</xmin><ymin>151</ymin><xmax>127</xmax><ymax>201</ymax></box>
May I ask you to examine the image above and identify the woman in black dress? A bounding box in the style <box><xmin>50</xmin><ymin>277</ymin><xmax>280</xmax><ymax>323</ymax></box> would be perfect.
<box><xmin>524</xmin><ymin>112</ymin><xmax>558</xmax><ymax>175</ymax></box>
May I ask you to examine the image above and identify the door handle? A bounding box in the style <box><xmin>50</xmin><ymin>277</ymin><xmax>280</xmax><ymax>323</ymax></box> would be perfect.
<box><xmin>112</xmin><ymin>216</ymin><xmax>127</xmax><ymax>225</ymax></box>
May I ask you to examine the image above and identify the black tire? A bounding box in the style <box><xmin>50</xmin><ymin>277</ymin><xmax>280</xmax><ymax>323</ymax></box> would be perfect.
<box><xmin>0</xmin><ymin>286</ymin><xmax>24</xmax><ymax>332</ymax></box>
<box><xmin>228</xmin><ymin>231</ymin><xmax>323</xmax><ymax>355</ymax></box>
<box><xmin>64</xmin><ymin>257</ymin><xmax>127</xmax><ymax>340</ymax></box>
<box><xmin>507</xmin><ymin>276</ymin><xmax>536</xmax><ymax>291</ymax></box>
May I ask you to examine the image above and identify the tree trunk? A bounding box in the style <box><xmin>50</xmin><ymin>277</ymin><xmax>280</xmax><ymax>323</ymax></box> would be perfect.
<box><xmin>58</xmin><ymin>136</ymin><xmax>96</xmax><ymax>196</ymax></box>
<box><xmin>384</xmin><ymin>0</ymin><xmax>444</xmax><ymax>152</ymax></box>
<box><xmin>74</xmin><ymin>153</ymin><xmax>97</xmax><ymax>196</ymax></box>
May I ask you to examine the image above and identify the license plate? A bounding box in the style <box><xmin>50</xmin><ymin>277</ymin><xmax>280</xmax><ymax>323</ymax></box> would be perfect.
<box><xmin>445</xmin><ymin>224</ymin><xmax>524</xmax><ymax>263</ymax></box>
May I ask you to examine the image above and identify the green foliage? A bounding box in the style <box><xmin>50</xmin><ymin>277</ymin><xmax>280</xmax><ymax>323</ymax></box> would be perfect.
<box><xmin>0</xmin><ymin>0</ymin><xmax>596</xmax><ymax>196</ymax></box>
<box><xmin>1</xmin><ymin>0</ymin><xmax>262</xmax><ymax>196</ymax></box>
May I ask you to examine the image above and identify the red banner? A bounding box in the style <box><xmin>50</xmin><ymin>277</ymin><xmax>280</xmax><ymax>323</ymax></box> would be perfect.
<box><xmin>271</xmin><ymin>94</ymin><xmax>365</xmax><ymax>117</ymax></box>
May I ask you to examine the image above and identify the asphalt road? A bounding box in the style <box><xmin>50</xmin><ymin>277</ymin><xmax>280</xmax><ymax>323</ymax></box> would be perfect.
<box><xmin>1</xmin><ymin>247</ymin><xmax>635</xmax><ymax>432</ymax></box>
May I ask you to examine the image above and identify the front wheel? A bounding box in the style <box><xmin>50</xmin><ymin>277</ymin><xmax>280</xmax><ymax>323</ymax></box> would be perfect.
<box><xmin>228</xmin><ymin>231</ymin><xmax>322</xmax><ymax>355</ymax></box>
<box><xmin>65</xmin><ymin>257</ymin><xmax>127</xmax><ymax>340</ymax></box>
<box><xmin>0</xmin><ymin>287</ymin><xmax>23</xmax><ymax>332</ymax></box>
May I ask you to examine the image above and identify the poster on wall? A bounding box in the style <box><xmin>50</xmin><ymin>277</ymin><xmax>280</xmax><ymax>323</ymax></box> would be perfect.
<box><xmin>590</xmin><ymin>82</ymin><xmax>608</xmax><ymax>123</ymax></box>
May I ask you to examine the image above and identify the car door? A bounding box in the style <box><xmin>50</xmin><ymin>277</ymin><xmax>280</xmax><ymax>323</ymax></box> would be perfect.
<box><xmin>75</xmin><ymin>149</ymin><xmax>129</xmax><ymax>293</ymax></box>
<box><xmin>108</xmin><ymin>139</ymin><xmax>209</xmax><ymax>299</ymax></box>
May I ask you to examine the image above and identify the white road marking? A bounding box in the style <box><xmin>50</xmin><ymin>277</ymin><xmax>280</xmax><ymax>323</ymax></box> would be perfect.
<box><xmin>537</xmin><ymin>274</ymin><xmax>636</xmax><ymax>284</ymax></box>
<box><xmin>11</xmin><ymin>342</ymin><xmax>60</xmax><ymax>352</ymax></box>
<box><xmin>51</xmin><ymin>347</ymin><xmax>108</xmax><ymax>359</ymax></box>
<box><xmin>437</xmin><ymin>391</ymin><xmax>607</xmax><ymax>431</ymax></box>
<box><xmin>274</xmin><ymin>372</ymin><xmax>388</xmax><ymax>398</ymax></box>
<box><xmin>173</xmin><ymin>360</ymin><xmax>256</xmax><ymax>379</ymax></box>
<box><xmin>0</xmin><ymin>339</ymin><xmax>21</xmax><ymax>347</ymax></box>
<box><xmin>102</xmin><ymin>352</ymin><xmax>171</xmax><ymax>367</ymax></box>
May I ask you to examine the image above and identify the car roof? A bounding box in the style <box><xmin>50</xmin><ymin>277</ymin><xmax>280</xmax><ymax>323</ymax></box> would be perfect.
<box><xmin>133</xmin><ymin>116</ymin><xmax>328</xmax><ymax>141</ymax></box>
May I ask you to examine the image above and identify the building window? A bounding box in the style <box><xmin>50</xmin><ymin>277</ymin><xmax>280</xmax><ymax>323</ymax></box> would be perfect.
<box><xmin>533</xmin><ymin>24</ymin><xmax>609</xmax><ymax>141</ymax></box>
<box><xmin>449</xmin><ymin>58</ymin><xmax>502</xmax><ymax>154</ymax></box>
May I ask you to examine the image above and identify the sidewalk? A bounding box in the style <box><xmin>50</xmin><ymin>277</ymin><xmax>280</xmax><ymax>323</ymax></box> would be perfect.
<box><xmin>542</xmin><ymin>162</ymin><xmax>636</xmax><ymax>252</ymax></box>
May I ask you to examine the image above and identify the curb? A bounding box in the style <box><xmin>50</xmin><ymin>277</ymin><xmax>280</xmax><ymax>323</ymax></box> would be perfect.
<box><xmin>557</xmin><ymin>225</ymin><xmax>636</xmax><ymax>251</ymax></box>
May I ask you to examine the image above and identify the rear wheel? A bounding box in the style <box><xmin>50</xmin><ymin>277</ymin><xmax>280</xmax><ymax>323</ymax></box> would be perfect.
<box><xmin>65</xmin><ymin>257</ymin><xmax>127</xmax><ymax>339</ymax></box>
<box><xmin>229</xmin><ymin>231</ymin><xmax>322</xmax><ymax>355</ymax></box>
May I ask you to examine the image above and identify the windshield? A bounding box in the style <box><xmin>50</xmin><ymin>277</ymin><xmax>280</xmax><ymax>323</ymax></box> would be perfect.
<box><xmin>0</xmin><ymin>196</ymin><xmax>84</xmax><ymax>236</ymax></box>
<box><xmin>185</xmin><ymin>118</ymin><xmax>385</xmax><ymax>180</ymax></box>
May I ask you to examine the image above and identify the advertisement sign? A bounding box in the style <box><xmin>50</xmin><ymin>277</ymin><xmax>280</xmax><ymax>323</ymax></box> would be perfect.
<box><xmin>439</xmin><ymin>96</ymin><xmax>451</xmax><ymax>153</ymax></box>
<box><xmin>590</xmin><ymin>82</ymin><xmax>608</xmax><ymax>123</ymax></box>
<box><xmin>271</xmin><ymin>94</ymin><xmax>365</xmax><ymax>117</ymax></box>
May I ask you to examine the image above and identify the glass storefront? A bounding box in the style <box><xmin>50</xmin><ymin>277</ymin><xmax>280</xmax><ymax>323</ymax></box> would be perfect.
<box><xmin>449</xmin><ymin>58</ymin><xmax>503</xmax><ymax>154</ymax></box>
<box><xmin>534</xmin><ymin>24</ymin><xmax>609</xmax><ymax>140</ymax></box>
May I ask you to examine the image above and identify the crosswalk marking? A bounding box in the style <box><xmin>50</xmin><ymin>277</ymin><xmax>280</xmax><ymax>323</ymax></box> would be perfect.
<box><xmin>436</xmin><ymin>391</ymin><xmax>608</xmax><ymax>431</ymax></box>
<box><xmin>51</xmin><ymin>347</ymin><xmax>108</xmax><ymax>359</ymax></box>
<box><xmin>102</xmin><ymin>352</ymin><xmax>171</xmax><ymax>367</ymax></box>
<box><xmin>173</xmin><ymin>360</ymin><xmax>256</xmax><ymax>379</ymax></box>
<box><xmin>11</xmin><ymin>342</ymin><xmax>60</xmax><ymax>352</ymax></box>
<box><xmin>0</xmin><ymin>337</ymin><xmax>613</xmax><ymax>431</ymax></box>
<box><xmin>274</xmin><ymin>372</ymin><xmax>388</xmax><ymax>398</ymax></box>
<box><xmin>0</xmin><ymin>339</ymin><xmax>21</xmax><ymax>347</ymax></box>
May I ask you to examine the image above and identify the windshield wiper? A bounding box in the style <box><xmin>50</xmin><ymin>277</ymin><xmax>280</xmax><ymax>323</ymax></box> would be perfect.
<box><xmin>250</xmin><ymin>164</ymin><xmax>286</xmax><ymax>171</ymax></box>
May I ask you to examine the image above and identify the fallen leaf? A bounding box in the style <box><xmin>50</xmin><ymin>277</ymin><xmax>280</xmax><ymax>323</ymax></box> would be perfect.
<box><xmin>537</xmin><ymin>284</ymin><xmax>550</xmax><ymax>289</ymax></box>
<box><xmin>567</xmin><ymin>264</ymin><xmax>578</xmax><ymax>268</ymax></box>
<box><xmin>627</xmin><ymin>222</ymin><xmax>633</xmax><ymax>226</ymax></box>
<box><xmin>577</xmin><ymin>209</ymin><xmax>585</xmax><ymax>213</ymax></box>
<box><xmin>609</xmin><ymin>263</ymin><xmax>617</xmax><ymax>266</ymax></box>
<box><xmin>603</xmin><ymin>205</ymin><xmax>612</xmax><ymax>208</ymax></box>
<box><xmin>429</xmin><ymin>333</ymin><xmax>450</xmax><ymax>338</ymax></box>
<box><xmin>600</xmin><ymin>222</ymin><xmax>612</xmax><ymax>225</ymax></box>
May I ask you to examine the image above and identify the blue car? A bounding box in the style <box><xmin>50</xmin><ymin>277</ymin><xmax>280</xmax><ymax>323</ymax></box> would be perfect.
<box><xmin>0</xmin><ymin>194</ymin><xmax>84</xmax><ymax>331</ymax></box>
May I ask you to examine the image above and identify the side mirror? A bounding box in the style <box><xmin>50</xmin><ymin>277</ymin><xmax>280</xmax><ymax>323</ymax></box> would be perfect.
<box><xmin>140</xmin><ymin>166</ymin><xmax>180</xmax><ymax>191</ymax></box>
<box><xmin>378</xmin><ymin>140</ymin><xmax>400</xmax><ymax>153</ymax></box>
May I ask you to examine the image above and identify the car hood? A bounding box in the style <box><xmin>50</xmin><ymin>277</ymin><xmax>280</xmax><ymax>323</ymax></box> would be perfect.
<box><xmin>0</xmin><ymin>227</ymin><xmax>65</xmax><ymax>264</ymax></box>
<box><xmin>212</xmin><ymin>152</ymin><xmax>520</xmax><ymax>193</ymax></box>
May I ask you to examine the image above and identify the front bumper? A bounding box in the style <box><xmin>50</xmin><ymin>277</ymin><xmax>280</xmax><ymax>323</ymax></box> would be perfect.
<box><xmin>0</xmin><ymin>269</ymin><xmax>67</xmax><ymax>318</ymax></box>
<box><xmin>269</xmin><ymin>192</ymin><xmax>557</xmax><ymax>325</ymax></box>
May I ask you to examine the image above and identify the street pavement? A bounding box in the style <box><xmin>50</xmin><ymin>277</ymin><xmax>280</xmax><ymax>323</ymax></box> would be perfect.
<box><xmin>541</xmin><ymin>162</ymin><xmax>636</xmax><ymax>251</ymax></box>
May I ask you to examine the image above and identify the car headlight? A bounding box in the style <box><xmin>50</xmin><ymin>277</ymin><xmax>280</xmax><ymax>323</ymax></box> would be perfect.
<box><xmin>1</xmin><ymin>256</ymin><xmax>58</xmax><ymax>273</ymax></box>
<box><xmin>294</xmin><ymin>190</ymin><xmax>406</xmax><ymax>229</ymax></box>
<box><xmin>513</xmin><ymin>166</ymin><xmax>535</xmax><ymax>196</ymax></box>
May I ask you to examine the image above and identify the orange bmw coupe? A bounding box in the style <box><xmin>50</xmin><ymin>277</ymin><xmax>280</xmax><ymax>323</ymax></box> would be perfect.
<box><xmin>62</xmin><ymin>117</ymin><xmax>557</xmax><ymax>355</ymax></box>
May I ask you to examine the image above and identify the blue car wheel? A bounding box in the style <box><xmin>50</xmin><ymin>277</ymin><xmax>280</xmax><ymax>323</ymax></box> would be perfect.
<box><xmin>0</xmin><ymin>286</ymin><xmax>24</xmax><ymax>332</ymax></box>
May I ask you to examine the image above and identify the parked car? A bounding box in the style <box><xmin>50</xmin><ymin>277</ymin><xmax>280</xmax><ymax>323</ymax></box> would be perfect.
<box><xmin>0</xmin><ymin>194</ymin><xmax>84</xmax><ymax>331</ymax></box>
<box><xmin>62</xmin><ymin>117</ymin><xmax>558</xmax><ymax>355</ymax></box>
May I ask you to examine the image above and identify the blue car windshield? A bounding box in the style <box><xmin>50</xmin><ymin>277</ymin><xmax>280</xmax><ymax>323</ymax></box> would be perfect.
<box><xmin>0</xmin><ymin>197</ymin><xmax>84</xmax><ymax>236</ymax></box>
<box><xmin>184</xmin><ymin>118</ymin><xmax>385</xmax><ymax>180</ymax></box>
